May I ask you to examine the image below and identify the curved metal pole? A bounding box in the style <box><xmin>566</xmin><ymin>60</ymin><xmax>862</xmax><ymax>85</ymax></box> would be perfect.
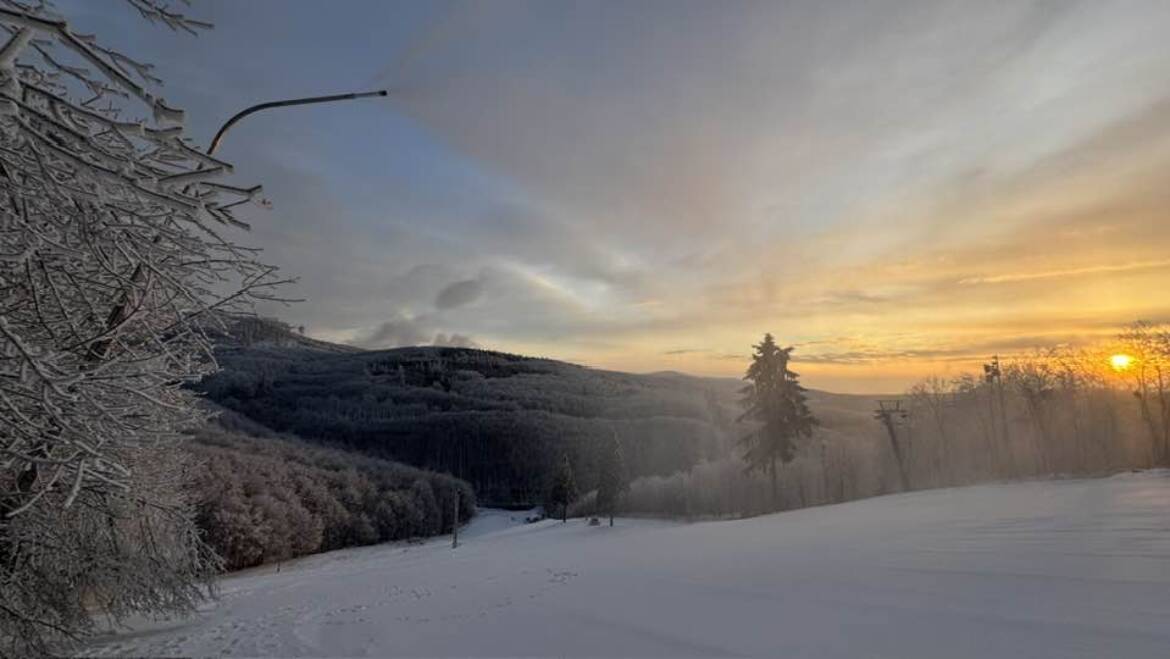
<box><xmin>86</xmin><ymin>89</ymin><xmax>389</xmax><ymax>362</ymax></box>
<box><xmin>207</xmin><ymin>89</ymin><xmax>388</xmax><ymax>155</ymax></box>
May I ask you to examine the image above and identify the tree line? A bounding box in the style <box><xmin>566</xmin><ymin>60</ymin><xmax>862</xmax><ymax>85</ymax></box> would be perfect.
<box><xmin>575</xmin><ymin>326</ymin><xmax>1169</xmax><ymax>521</ymax></box>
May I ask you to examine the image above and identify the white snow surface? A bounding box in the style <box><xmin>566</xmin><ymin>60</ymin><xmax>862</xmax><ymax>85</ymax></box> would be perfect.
<box><xmin>86</xmin><ymin>472</ymin><xmax>1170</xmax><ymax>657</ymax></box>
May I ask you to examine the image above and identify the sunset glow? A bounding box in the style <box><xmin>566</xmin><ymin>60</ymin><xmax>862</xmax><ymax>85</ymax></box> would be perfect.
<box><xmin>86</xmin><ymin>1</ymin><xmax>1170</xmax><ymax>393</ymax></box>
<box><xmin>1110</xmin><ymin>354</ymin><xmax>1135</xmax><ymax>372</ymax></box>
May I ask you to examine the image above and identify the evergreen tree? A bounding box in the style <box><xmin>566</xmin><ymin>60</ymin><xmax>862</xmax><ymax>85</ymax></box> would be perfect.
<box><xmin>548</xmin><ymin>454</ymin><xmax>578</xmax><ymax>523</ymax></box>
<box><xmin>738</xmin><ymin>334</ymin><xmax>818</xmax><ymax>508</ymax></box>
<box><xmin>595</xmin><ymin>432</ymin><xmax>628</xmax><ymax>526</ymax></box>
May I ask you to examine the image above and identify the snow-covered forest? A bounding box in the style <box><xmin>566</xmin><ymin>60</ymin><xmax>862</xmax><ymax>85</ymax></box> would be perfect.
<box><xmin>191</xmin><ymin>411</ymin><xmax>474</xmax><ymax>571</ymax></box>
<box><xmin>197</xmin><ymin>334</ymin><xmax>726</xmax><ymax>505</ymax></box>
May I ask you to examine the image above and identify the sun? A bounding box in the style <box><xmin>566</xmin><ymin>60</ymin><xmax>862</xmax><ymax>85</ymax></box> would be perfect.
<box><xmin>1110</xmin><ymin>353</ymin><xmax>1135</xmax><ymax>372</ymax></box>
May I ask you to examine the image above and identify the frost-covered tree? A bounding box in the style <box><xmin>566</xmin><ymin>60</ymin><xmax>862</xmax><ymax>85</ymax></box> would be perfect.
<box><xmin>738</xmin><ymin>334</ymin><xmax>816</xmax><ymax>508</ymax></box>
<box><xmin>548</xmin><ymin>454</ymin><xmax>577</xmax><ymax>523</ymax></box>
<box><xmin>0</xmin><ymin>1</ymin><xmax>284</xmax><ymax>653</ymax></box>
<box><xmin>595</xmin><ymin>431</ymin><xmax>626</xmax><ymax>526</ymax></box>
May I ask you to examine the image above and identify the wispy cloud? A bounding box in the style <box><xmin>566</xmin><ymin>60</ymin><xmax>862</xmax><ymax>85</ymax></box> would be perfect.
<box><xmin>94</xmin><ymin>0</ymin><xmax>1170</xmax><ymax>392</ymax></box>
<box><xmin>959</xmin><ymin>259</ymin><xmax>1170</xmax><ymax>285</ymax></box>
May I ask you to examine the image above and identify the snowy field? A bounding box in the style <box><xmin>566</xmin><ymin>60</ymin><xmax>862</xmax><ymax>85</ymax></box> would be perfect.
<box><xmin>86</xmin><ymin>471</ymin><xmax>1170</xmax><ymax>657</ymax></box>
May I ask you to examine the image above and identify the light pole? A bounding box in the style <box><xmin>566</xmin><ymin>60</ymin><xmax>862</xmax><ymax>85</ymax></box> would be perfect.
<box><xmin>207</xmin><ymin>88</ymin><xmax>388</xmax><ymax>155</ymax></box>
<box><xmin>91</xmin><ymin>88</ymin><xmax>390</xmax><ymax>362</ymax></box>
<box><xmin>20</xmin><ymin>88</ymin><xmax>393</xmax><ymax>506</ymax></box>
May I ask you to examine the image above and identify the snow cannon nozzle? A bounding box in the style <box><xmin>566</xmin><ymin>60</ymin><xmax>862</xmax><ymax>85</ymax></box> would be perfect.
<box><xmin>352</xmin><ymin>89</ymin><xmax>389</xmax><ymax>100</ymax></box>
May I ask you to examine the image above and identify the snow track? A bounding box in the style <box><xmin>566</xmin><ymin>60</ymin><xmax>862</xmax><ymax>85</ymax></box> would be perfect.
<box><xmin>85</xmin><ymin>473</ymin><xmax>1170</xmax><ymax>657</ymax></box>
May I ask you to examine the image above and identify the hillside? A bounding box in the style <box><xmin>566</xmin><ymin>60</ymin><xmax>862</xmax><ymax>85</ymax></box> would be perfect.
<box><xmin>86</xmin><ymin>471</ymin><xmax>1170</xmax><ymax>657</ymax></box>
<box><xmin>196</xmin><ymin>319</ymin><xmax>884</xmax><ymax>507</ymax></box>
<box><xmin>206</xmin><ymin>316</ymin><xmax>362</xmax><ymax>355</ymax></box>
<box><xmin>187</xmin><ymin>411</ymin><xmax>475</xmax><ymax>571</ymax></box>
<box><xmin>198</xmin><ymin>343</ymin><xmax>732</xmax><ymax>505</ymax></box>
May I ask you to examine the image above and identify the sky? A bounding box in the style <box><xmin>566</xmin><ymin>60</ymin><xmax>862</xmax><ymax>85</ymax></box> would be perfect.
<box><xmin>64</xmin><ymin>0</ymin><xmax>1170</xmax><ymax>392</ymax></box>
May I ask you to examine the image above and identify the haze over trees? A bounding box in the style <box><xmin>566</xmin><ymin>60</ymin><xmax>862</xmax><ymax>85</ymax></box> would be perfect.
<box><xmin>614</xmin><ymin>325</ymin><xmax>1169</xmax><ymax>520</ymax></box>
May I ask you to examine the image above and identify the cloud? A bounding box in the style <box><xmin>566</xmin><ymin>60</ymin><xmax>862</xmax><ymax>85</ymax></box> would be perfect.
<box><xmin>814</xmin><ymin>290</ymin><xmax>890</xmax><ymax>306</ymax></box>
<box><xmin>361</xmin><ymin>313</ymin><xmax>433</xmax><ymax>349</ymax></box>
<box><xmin>661</xmin><ymin>348</ymin><xmax>747</xmax><ymax>362</ymax></box>
<box><xmin>791</xmin><ymin>332</ymin><xmax>1123</xmax><ymax>366</ymax></box>
<box><xmin>109</xmin><ymin>0</ymin><xmax>1170</xmax><ymax>391</ymax></box>
<box><xmin>434</xmin><ymin>333</ymin><xmax>478</xmax><ymax>348</ymax></box>
<box><xmin>358</xmin><ymin>313</ymin><xmax>480</xmax><ymax>350</ymax></box>
<box><xmin>435</xmin><ymin>279</ymin><xmax>484</xmax><ymax>309</ymax></box>
<box><xmin>959</xmin><ymin>259</ymin><xmax>1170</xmax><ymax>285</ymax></box>
<box><xmin>796</xmin><ymin>349</ymin><xmax>969</xmax><ymax>366</ymax></box>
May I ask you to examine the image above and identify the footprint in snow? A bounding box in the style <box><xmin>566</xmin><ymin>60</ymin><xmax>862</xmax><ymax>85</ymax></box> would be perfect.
<box><xmin>546</xmin><ymin>569</ymin><xmax>578</xmax><ymax>584</ymax></box>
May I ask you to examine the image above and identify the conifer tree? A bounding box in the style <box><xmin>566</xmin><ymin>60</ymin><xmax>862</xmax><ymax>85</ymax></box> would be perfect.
<box><xmin>738</xmin><ymin>334</ymin><xmax>817</xmax><ymax>509</ymax></box>
<box><xmin>595</xmin><ymin>431</ymin><xmax>628</xmax><ymax>526</ymax></box>
<box><xmin>548</xmin><ymin>454</ymin><xmax>578</xmax><ymax>523</ymax></box>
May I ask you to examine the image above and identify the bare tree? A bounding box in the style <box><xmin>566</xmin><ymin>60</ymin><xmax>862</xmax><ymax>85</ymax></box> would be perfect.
<box><xmin>0</xmin><ymin>1</ymin><xmax>285</xmax><ymax>652</ymax></box>
<box><xmin>951</xmin><ymin>373</ymin><xmax>998</xmax><ymax>478</ymax></box>
<box><xmin>1005</xmin><ymin>354</ymin><xmax>1057</xmax><ymax>475</ymax></box>
<box><xmin>1054</xmin><ymin>347</ymin><xmax>1125</xmax><ymax>470</ymax></box>
<box><xmin>1118</xmin><ymin>322</ymin><xmax>1170</xmax><ymax>465</ymax></box>
<box><xmin>907</xmin><ymin>376</ymin><xmax>952</xmax><ymax>486</ymax></box>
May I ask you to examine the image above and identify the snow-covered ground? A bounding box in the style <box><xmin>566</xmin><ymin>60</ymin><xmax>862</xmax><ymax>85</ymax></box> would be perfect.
<box><xmin>86</xmin><ymin>472</ymin><xmax>1170</xmax><ymax>657</ymax></box>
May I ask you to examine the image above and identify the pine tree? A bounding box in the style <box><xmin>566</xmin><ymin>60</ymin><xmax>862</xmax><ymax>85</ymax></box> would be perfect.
<box><xmin>595</xmin><ymin>432</ymin><xmax>628</xmax><ymax>526</ymax></box>
<box><xmin>738</xmin><ymin>333</ymin><xmax>818</xmax><ymax>509</ymax></box>
<box><xmin>548</xmin><ymin>454</ymin><xmax>578</xmax><ymax>523</ymax></box>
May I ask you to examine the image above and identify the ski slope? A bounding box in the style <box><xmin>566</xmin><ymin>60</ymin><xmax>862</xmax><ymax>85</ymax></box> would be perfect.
<box><xmin>86</xmin><ymin>471</ymin><xmax>1170</xmax><ymax>657</ymax></box>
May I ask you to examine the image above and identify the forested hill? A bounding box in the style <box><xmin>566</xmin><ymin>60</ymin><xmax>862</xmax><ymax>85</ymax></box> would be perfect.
<box><xmin>206</xmin><ymin>315</ymin><xmax>362</xmax><ymax>354</ymax></box>
<box><xmin>197</xmin><ymin>318</ymin><xmax>881</xmax><ymax>507</ymax></box>
<box><xmin>197</xmin><ymin>341</ymin><xmax>735</xmax><ymax>506</ymax></box>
